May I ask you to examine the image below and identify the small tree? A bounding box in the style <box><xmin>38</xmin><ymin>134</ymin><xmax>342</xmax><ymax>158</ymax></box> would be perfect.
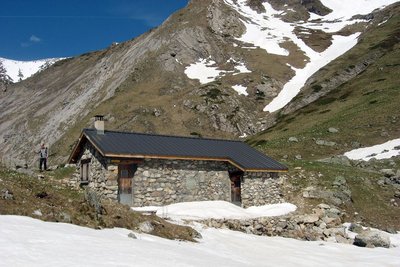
<box><xmin>17</xmin><ymin>68</ymin><xmax>24</xmax><ymax>82</ymax></box>
<box><xmin>0</xmin><ymin>60</ymin><xmax>13</xmax><ymax>91</ymax></box>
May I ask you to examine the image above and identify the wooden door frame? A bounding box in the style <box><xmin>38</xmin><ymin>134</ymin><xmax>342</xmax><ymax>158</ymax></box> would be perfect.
<box><xmin>229</xmin><ymin>170</ymin><xmax>244</xmax><ymax>205</ymax></box>
<box><xmin>117</xmin><ymin>164</ymin><xmax>137</xmax><ymax>205</ymax></box>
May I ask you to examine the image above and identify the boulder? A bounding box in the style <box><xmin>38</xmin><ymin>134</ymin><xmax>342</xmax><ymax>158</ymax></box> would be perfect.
<box><xmin>333</xmin><ymin>190</ymin><xmax>352</xmax><ymax>204</ymax></box>
<box><xmin>1</xmin><ymin>189</ymin><xmax>14</xmax><ymax>200</ymax></box>
<box><xmin>128</xmin><ymin>232</ymin><xmax>137</xmax><ymax>239</ymax></box>
<box><xmin>335</xmin><ymin>235</ymin><xmax>352</xmax><ymax>244</ymax></box>
<box><xmin>288</xmin><ymin>137</ymin><xmax>299</xmax><ymax>142</ymax></box>
<box><xmin>326</xmin><ymin>207</ymin><xmax>341</xmax><ymax>217</ymax></box>
<box><xmin>332</xmin><ymin>176</ymin><xmax>347</xmax><ymax>187</ymax></box>
<box><xmin>380</xmin><ymin>169</ymin><xmax>395</xmax><ymax>178</ymax></box>
<box><xmin>139</xmin><ymin>221</ymin><xmax>154</xmax><ymax>233</ymax></box>
<box><xmin>318</xmin><ymin>156</ymin><xmax>352</xmax><ymax>167</ymax></box>
<box><xmin>353</xmin><ymin>230</ymin><xmax>391</xmax><ymax>248</ymax></box>
<box><xmin>312</xmin><ymin>208</ymin><xmax>325</xmax><ymax>219</ymax></box>
<box><xmin>296</xmin><ymin>214</ymin><xmax>319</xmax><ymax>224</ymax></box>
<box><xmin>328</xmin><ymin>127</ymin><xmax>339</xmax><ymax>133</ymax></box>
<box><xmin>57</xmin><ymin>212</ymin><xmax>72</xmax><ymax>223</ymax></box>
<box><xmin>323</xmin><ymin>227</ymin><xmax>346</xmax><ymax>238</ymax></box>
<box><xmin>315</xmin><ymin>139</ymin><xmax>336</xmax><ymax>147</ymax></box>
<box><xmin>348</xmin><ymin>223</ymin><xmax>363</xmax><ymax>234</ymax></box>
<box><xmin>317</xmin><ymin>203</ymin><xmax>331</xmax><ymax>209</ymax></box>
<box><xmin>302</xmin><ymin>188</ymin><xmax>343</xmax><ymax>205</ymax></box>
<box><xmin>32</xmin><ymin>209</ymin><xmax>43</xmax><ymax>217</ymax></box>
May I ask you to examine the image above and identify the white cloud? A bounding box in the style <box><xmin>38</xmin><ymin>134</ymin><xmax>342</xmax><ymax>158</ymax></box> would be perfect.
<box><xmin>30</xmin><ymin>35</ymin><xmax>41</xmax><ymax>43</ymax></box>
<box><xmin>21</xmin><ymin>35</ymin><xmax>42</xmax><ymax>47</ymax></box>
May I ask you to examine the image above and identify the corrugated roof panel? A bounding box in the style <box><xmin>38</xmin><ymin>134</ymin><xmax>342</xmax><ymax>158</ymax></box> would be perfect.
<box><xmin>83</xmin><ymin>129</ymin><xmax>287</xmax><ymax>171</ymax></box>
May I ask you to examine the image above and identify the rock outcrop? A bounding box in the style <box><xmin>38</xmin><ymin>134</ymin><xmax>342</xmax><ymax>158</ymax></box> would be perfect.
<box><xmin>199</xmin><ymin>204</ymin><xmax>352</xmax><ymax>244</ymax></box>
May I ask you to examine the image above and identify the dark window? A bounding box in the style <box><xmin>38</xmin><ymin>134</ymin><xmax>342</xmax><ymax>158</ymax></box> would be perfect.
<box><xmin>270</xmin><ymin>172</ymin><xmax>279</xmax><ymax>178</ymax></box>
<box><xmin>80</xmin><ymin>159</ymin><xmax>91</xmax><ymax>184</ymax></box>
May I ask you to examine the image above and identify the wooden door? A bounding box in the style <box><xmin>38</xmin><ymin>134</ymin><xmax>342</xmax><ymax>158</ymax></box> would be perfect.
<box><xmin>118</xmin><ymin>164</ymin><xmax>137</xmax><ymax>206</ymax></box>
<box><xmin>229</xmin><ymin>171</ymin><xmax>243</xmax><ymax>205</ymax></box>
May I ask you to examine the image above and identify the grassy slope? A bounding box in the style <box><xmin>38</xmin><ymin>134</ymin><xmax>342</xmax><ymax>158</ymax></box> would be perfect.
<box><xmin>0</xmin><ymin>166</ymin><xmax>198</xmax><ymax>241</ymax></box>
<box><xmin>246</xmin><ymin>11</ymin><xmax>400</xmax><ymax>230</ymax></box>
<box><xmin>282</xmin><ymin>159</ymin><xmax>400</xmax><ymax>230</ymax></box>
<box><xmin>250</xmin><ymin>10</ymin><xmax>400</xmax><ymax>160</ymax></box>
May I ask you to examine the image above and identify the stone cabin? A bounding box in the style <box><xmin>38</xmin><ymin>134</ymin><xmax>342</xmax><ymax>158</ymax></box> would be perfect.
<box><xmin>68</xmin><ymin>116</ymin><xmax>288</xmax><ymax>207</ymax></box>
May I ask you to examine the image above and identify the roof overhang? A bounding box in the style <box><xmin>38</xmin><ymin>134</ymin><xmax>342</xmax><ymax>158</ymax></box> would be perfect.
<box><xmin>68</xmin><ymin>130</ymin><xmax>288</xmax><ymax>173</ymax></box>
<box><xmin>102</xmin><ymin>152</ymin><xmax>288</xmax><ymax>173</ymax></box>
<box><xmin>68</xmin><ymin>131</ymin><xmax>106</xmax><ymax>164</ymax></box>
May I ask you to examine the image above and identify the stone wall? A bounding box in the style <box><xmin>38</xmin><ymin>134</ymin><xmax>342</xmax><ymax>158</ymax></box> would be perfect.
<box><xmin>70</xmin><ymin>141</ymin><xmax>284</xmax><ymax>207</ymax></box>
<box><xmin>132</xmin><ymin>159</ymin><xmax>231</xmax><ymax>206</ymax></box>
<box><xmin>241</xmin><ymin>172</ymin><xmax>284</xmax><ymax>207</ymax></box>
<box><xmin>70</xmin><ymin>141</ymin><xmax>119</xmax><ymax>200</ymax></box>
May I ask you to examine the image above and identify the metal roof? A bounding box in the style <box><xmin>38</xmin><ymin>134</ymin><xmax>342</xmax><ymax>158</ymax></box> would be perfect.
<box><xmin>70</xmin><ymin>129</ymin><xmax>288</xmax><ymax>172</ymax></box>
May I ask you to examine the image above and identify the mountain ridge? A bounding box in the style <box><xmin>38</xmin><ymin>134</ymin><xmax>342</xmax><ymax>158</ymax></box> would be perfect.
<box><xmin>0</xmin><ymin>57</ymin><xmax>62</xmax><ymax>83</ymax></box>
<box><xmin>0</xmin><ymin>0</ymin><xmax>398</xmax><ymax>167</ymax></box>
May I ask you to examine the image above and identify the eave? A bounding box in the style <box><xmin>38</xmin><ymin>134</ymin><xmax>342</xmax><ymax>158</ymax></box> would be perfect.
<box><xmin>68</xmin><ymin>130</ymin><xmax>288</xmax><ymax>173</ymax></box>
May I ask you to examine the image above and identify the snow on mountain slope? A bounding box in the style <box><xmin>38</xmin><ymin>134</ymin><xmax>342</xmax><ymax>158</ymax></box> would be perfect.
<box><xmin>184</xmin><ymin>57</ymin><xmax>252</xmax><ymax>85</ymax></box>
<box><xmin>344</xmin><ymin>138</ymin><xmax>400</xmax><ymax>161</ymax></box>
<box><xmin>0</xmin><ymin>57</ymin><xmax>63</xmax><ymax>82</ymax></box>
<box><xmin>309</xmin><ymin>0</ymin><xmax>398</xmax><ymax>31</ymax></box>
<box><xmin>264</xmin><ymin>33</ymin><xmax>360</xmax><ymax>112</ymax></box>
<box><xmin>224</xmin><ymin>0</ymin><xmax>399</xmax><ymax>112</ymax></box>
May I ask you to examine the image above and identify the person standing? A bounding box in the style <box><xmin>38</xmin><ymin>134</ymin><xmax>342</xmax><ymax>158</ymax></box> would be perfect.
<box><xmin>39</xmin><ymin>144</ymin><xmax>48</xmax><ymax>171</ymax></box>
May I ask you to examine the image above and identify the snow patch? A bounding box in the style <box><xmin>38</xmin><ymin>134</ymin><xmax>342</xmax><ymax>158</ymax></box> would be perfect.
<box><xmin>184</xmin><ymin>57</ymin><xmax>223</xmax><ymax>84</ymax></box>
<box><xmin>229</xmin><ymin>58</ymin><xmax>251</xmax><ymax>75</ymax></box>
<box><xmin>239</xmin><ymin>132</ymin><xmax>248</xmax><ymax>138</ymax></box>
<box><xmin>224</xmin><ymin>0</ymin><xmax>293</xmax><ymax>56</ymax></box>
<box><xmin>378</xmin><ymin>18</ymin><xmax>389</xmax><ymax>26</ymax></box>
<box><xmin>308</xmin><ymin>0</ymin><xmax>399</xmax><ymax>33</ymax></box>
<box><xmin>132</xmin><ymin>201</ymin><xmax>297</xmax><ymax>220</ymax></box>
<box><xmin>184</xmin><ymin>57</ymin><xmax>251</xmax><ymax>84</ymax></box>
<box><xmin>234</xmin><ymin>62</ymin><xmax>251</xmax><ymax>74</ymax></box>
<box><xmin>231</xmin><ymin>84</ymin><xmax>248</xmax><ymax>96</ymax></box>
<box><xmin>264</xmin><ymin>33</ymin><xmax>360</xmax><ymax>112</ymax></box>
<box><xmin>344</xmin><ymin>138</ymin><xmax>400</xmax><ymax>161</ymax></box>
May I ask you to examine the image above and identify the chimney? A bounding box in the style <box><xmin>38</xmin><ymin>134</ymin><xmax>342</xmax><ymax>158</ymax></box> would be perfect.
<box><xmin>94</xmin><ymin>115</ymin><xmax>105</xmax><ymax>135</ymax></box>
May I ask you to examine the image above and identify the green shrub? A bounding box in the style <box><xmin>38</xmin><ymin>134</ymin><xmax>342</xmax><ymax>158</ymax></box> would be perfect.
<box><xmin>312</xmin><ymin>84</ymin><xmax>323</xmax><ymax>92</ymax></box>
<box><xmin>316</xmin><ymin>97</ymin><xmax>335</xmax><ymax>106</ymax></box>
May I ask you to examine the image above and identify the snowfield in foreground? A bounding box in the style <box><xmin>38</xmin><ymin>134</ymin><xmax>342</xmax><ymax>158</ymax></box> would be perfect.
<box><xmin>1</xmin><ymin>202</ymin><xmax>400</xmax><ymax>266</ymax></box>
<box><xmin>1</xmin><ymin>215</ymin><xmax>400</xmax><ymax>267</ymax></box>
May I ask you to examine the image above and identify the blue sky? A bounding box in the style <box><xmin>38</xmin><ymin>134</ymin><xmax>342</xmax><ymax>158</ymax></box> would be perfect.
<box><xmin>1</xmin><ymin>0</ymin><xmax>189</xmax><ymax>61</ymax></box>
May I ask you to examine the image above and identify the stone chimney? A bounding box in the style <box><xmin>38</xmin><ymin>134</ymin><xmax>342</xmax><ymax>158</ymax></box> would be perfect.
<box><xmin>94</xmin><ymin>115</ymin><xmax>105</xmax><ymax>135</ymax></box>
